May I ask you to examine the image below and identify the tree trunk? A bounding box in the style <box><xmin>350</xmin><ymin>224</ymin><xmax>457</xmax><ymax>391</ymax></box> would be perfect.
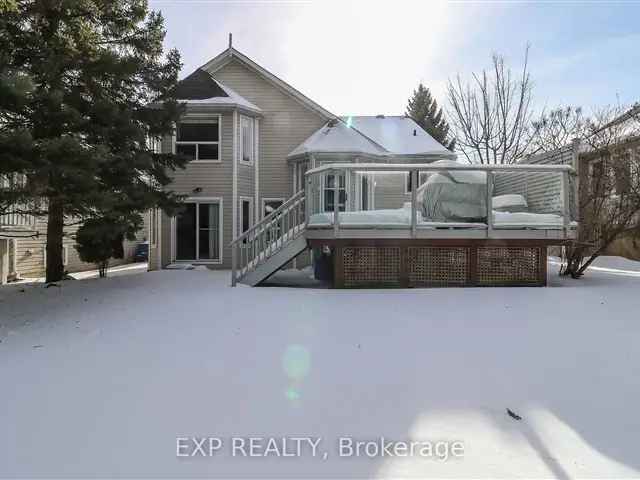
<box><xmin>99</xmin><ymin>260</ymin><xmax>109</xmax><ymax>278</ymax></box>
<box><xmin>45</xmin><ymin>198</ymin><xmax>65</xmax><ymax>283</ymax></box>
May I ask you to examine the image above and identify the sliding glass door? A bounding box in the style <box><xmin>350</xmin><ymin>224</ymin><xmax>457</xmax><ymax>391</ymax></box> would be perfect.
<box><xmin>175</xmin><ymin>202</ymin><xmax>221</xmax><ymax>262</ymax></box>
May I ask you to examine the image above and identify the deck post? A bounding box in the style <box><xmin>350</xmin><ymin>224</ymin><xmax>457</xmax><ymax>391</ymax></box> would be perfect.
<box><xmin>411</xmin><ymin>169</ymin><xmax>418</xmax><ymax>238</ymax></box>
<box><xmin>231</xmin><ymin>243</ymin><xmax>237</xmax><ymax>287</ymax></box>
<box><xmin>486</xmin><ymin>171</ymin><xmax>493</xmax><ymax>238</ymax></box>
<box><xmin>333</xmin><ymin>169</ymin><xmax>340</xmax><ymax>235</ymax></box>
<box><xmin>305</xmin><ymin>174</ymin><xmax>311</xmax><ymax>228</ymax></box>
<box><xmin>562</xmin><ymin>170</ymin><xmax>570</xmax><ymax>238</ymax></box>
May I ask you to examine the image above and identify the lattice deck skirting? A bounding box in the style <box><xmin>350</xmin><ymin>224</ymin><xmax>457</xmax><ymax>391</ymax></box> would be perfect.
<box><xmin>332</xmin><ymin>242</ymin><xmax>548</xmax><ymax>288</ymax></box>
<box><xmin>407</xmin><ymin>247</ymin><xmax>469</xmax><ymax>287</ymax></box>
<box><xmin>342</xmin><ymin>246</ymin><xmax>401</xmax><ymax>287</ymax></box>
<box><xmin>477</xmin><ymin>247</ymin><xmax>542</xmax><ymax>286</ymax></box>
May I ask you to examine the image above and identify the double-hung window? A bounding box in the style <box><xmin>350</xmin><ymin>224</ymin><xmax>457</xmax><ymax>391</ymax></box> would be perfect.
<box><xmin>240</xmin><ymin>116</ymin><xmax>254</xmax><ymax>165</ymax></box>
<box><xmin>175</xmin><ymin>119</ymin><xmax>220</xmax><ymax>162</ymax></box>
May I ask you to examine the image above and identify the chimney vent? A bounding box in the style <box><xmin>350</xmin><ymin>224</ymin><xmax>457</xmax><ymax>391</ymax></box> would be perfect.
<box><xmin>413</xmin><ymin>129</ymin><xmax>417</xmax><ymax>136</ymax></box>
<box><xmin>376</xmin><ymin>114</ymin><xmax>385</xmax><ymax>119</ymax></box>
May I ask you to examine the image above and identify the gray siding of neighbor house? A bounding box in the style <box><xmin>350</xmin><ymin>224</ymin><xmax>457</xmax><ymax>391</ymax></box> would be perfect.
<box><xmin>373</xmin><ymin>173</ymin><xmax>411</xmax><ymax>210</ymax></box>
<box><xmin>207</xmin><ymin>58</ymin><xmax>328</xmax><ymax>201</ymax></box>
<box><xmin>11</xmin><ymin>216</ymin><xmax>146</xmax><ymax>279</ymax></box>
<box><xmin>493</xmin><ymin>146</ymin><xmax>575</xmax><ymax>216</ymax></box>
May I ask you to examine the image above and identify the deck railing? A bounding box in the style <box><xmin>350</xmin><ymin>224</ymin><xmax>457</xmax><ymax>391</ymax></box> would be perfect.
<box><xmin>230</xmin><ymin>190</ymin><xmax>306</xmax><ymax>286</ymax></box>
<box><xmin>1</xmin><ymin>174</ymin><xmax>35</xmax><ymax>231</ymax></box>
<box><xmin>304</xmin><ymin>163</ymin><xmax>576</xmax><ymax>238</ymax></box>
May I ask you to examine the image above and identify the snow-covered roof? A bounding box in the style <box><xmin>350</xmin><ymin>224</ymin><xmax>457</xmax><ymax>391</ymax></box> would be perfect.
<box><xmin>175</xmin><ymin>68</ymin><xmax>262</xmax><ymax>114</ymax></box>
<box><xmin>288</xmin><ymin>116</ymin><xmax>456</xmax><ymax>160</ymax></box>
<box><xmin>288</xmin><ymin>120</ymin><xmax>387</xmax><ymax>158</ymax></box>
<box><xmin>346</xmin><ymin>116</ymin><xmax>453</xmax><ymax>156</ymax></box>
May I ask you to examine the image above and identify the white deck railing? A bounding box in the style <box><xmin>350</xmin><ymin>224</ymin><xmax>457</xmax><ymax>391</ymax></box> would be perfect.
<box><xmin>304</xmin><ymin>162</ymin><xmax>576</xmax><ymax>238</ymax></box>
<box><xmin>0</xmin><ymin>207</ymin><xmax>35</xmax><ymax>231</ymax></box>
<box><xmin>1</xmin><ymin>174</ymin><xmax>35</xmax><ymax>231</ymax></box>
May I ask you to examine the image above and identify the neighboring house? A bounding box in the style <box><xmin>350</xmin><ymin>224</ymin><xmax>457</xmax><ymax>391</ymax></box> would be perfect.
<box><xmin>1</xmin><ymin>176</ymin><xmax>148</xmax><ymax>284</ymax></box>
<box><xmin>150</xmin><ymin>40</ymin><xmax>575</xmax><ymax>288</ymax></box>
<box><xmin>516</xmin><ymin>104</ymin><xmax>640</xmax><ymax>260</ymax></box>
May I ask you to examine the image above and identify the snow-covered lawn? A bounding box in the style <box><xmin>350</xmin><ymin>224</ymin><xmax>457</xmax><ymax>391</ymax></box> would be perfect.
<box><xmin>1</xmin><ymin>258</ymin><xmax>639</xmax><ymax>478</ymax></box>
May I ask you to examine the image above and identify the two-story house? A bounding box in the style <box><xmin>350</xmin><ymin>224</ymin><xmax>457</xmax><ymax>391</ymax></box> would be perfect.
<box><xmin>149</xmin><ymin>40</ymin><xmax>456</xmax><ymax>273</ymax></box>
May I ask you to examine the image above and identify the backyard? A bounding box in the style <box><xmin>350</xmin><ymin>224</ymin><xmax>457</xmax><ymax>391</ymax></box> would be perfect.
<box><xmin>1</xmin><ymin>259</ymin><xmax>639</xmax><ymax>478</ymax></box>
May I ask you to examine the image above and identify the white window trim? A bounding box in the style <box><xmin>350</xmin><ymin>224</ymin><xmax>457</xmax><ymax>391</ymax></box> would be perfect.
<box><xmin>239</xmin><ymin>115</ymin><xmax>255</xmax><ymax>166</ymax></box>
<box><xmin>149</xmin><ymin>208</ymin><xmax>158</xmax><ymax>247</ymax></box>
<box><xmin>171</xmin><ymin>197</ymin><xmax>223</xmax><ymax>265</ymax></box>
<box><xmin>174</xmin><ymin>116</ymin><xmax>222</xmax><ymax>163</ymax></box>
<box><xmin>320</xmin><ymin>172</ymin><xmax>349</xmax><ymax>212</ymax></box>
<box><xmin>11</xmin><ymin>239</ymin><xmax>18</xmax><ymax>274</ymax></box>
<box><xmin>238</xmin><ymin>196</ymin><xmax>254</xmax><ymax>248</ymax></box>
<box><xmin>355</xmin><ymin>172</ymin><xmax>375</xmax><ymax>211</ymax></box>
<box><xmin>404</xmin><ymin>171</ymin><xmax>428</xmax><ymax>195</ymax></box>
<box><xmin>43</xmin><ymin>245</ymin><xmax>68</xmax><ymax>267</ymax></box>
<box><xmin>261</xmin><ymin>197</ymin><xmax>285</xmax><ymax>219</ymax></box>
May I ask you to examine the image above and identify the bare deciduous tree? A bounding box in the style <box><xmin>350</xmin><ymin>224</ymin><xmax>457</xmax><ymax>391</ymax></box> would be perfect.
<box><xmin>530</xmin><ymin>106</ymin><xmax>585</xmax><ymax>153</ymax></box>
<box><xmin>561</xmin><ymin>104</ymin><xmax>640</xmax><ymax>277</ymax></box>
<box><xmin>446</xmin><ymin>46</ymin><xmax>536</xmax><ymax>164</ymax></box>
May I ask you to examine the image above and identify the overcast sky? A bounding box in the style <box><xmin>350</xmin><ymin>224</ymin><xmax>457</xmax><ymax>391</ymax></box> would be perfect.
<box><xmin>149</xmin><ymin>0</ymin><xmax>639</xmax><ymax>117</ymax></box>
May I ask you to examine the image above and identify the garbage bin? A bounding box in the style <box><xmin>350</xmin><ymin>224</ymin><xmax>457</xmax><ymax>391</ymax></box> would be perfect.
<box><xmin>313</xmin><ymin>247</ymin><xmax>333</xmax><ymax>282</ymax></box>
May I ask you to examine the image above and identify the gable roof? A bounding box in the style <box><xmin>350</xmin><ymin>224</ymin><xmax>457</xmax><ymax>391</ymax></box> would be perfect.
<box><xmin>200</xmin><ymin>46</ymin><xmax>335</xmax><ymax>120</ymax></box>
<box><xmin>174</xmin><ymin>68</ymin><xmax>262</xmax><ymax>114</ymax></box>
<box><xmin>289</xmin><ymin>116</ymin><xmax>457</xmax><ymax>160</ymax></box>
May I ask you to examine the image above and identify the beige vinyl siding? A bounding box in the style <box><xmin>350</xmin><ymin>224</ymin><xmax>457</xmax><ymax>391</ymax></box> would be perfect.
<box><xmin>159</xmin><ymin>111</ymin><xmax>234</xmax><ymax>268</ymax></box>
<box><xmin>208</xmin><ymin>59</ymin><xmax>327</xmax><ymax>200</ymax></box>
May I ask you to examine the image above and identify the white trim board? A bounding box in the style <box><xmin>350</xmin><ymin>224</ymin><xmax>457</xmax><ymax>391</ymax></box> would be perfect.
<box><xmin>232</xmin><ymin>110</ymin><xmax>238</xmax><ymax>242</ymax></box>
<box><xmin>238</xmin><ymin>196</ymin><xmax>254</xmax><ymax>237</ymax></box>
<box><xmin>254</xmin><ymin>118</ymin><xmax>260</xmax><ymax>224</ymax></box>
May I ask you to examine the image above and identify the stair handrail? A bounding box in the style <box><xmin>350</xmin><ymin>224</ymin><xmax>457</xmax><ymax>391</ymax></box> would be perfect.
<box><xmin>231</xmin><ymin>190</ymin><xmax>306</xmax><ymax>286</ymax></box>
<box><xmin>230</xmin><ymin>189</ymin><xmax>304</xmax><ymax>247</ymax></box>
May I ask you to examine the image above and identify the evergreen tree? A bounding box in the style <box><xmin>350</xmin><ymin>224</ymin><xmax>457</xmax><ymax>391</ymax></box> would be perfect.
<box><xmin>406</xmin><ymin>83</ymin><xmax>456</xmax><ymax>151</ymax></box>
<box><xmin>0</xmin><ymin>0</ymin><xmax>186</xmax><ymax>282</ymax></box>
<box><xmin>75</xmin><ymin>215</ymin><xmax>134</xmax><ymax>278</ymax></box>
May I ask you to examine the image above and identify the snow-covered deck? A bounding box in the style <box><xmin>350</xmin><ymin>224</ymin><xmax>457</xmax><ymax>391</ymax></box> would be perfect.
<box><xmin>1</xmin><ymin>258</ymin><xmax>640</xmax><ymax>477</ymax></box>
<box><xmin>304</xmin><ymin>162</ymin><xmax>576</xmax><ymax>241</ymax></box>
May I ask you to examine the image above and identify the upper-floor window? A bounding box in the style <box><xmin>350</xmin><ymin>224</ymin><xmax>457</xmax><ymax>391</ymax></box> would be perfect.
<box><xmin>176</xmin><ymin>119</ymin><xmax>220</xmax><ymax>162</ymax></box>
<box><xmin>240</xmin><ymin>116</ymin><xmax>254</xmax><ymax>165</ymax></box>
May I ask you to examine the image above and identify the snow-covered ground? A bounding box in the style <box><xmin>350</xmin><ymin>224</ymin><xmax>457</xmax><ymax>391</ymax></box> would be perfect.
<box><xmin>1</xmin><ymin>257</ymin><xmax>639</xmax><ymax>478</ymax></box>
<box><xmin>11</xmin><ymin>261</ymin><xmax>148</xmax><ymax>284</ymax></box>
